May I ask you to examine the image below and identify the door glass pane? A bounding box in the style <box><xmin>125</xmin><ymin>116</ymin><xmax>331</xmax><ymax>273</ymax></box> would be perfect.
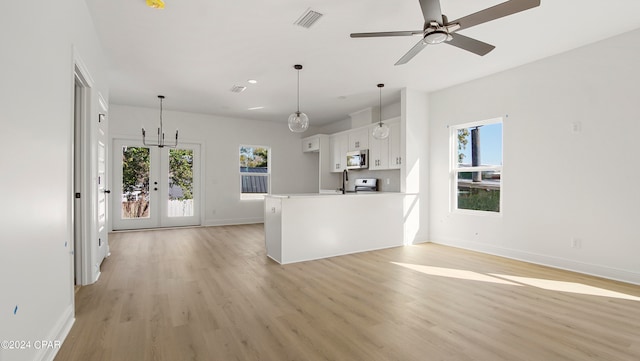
<box><xmin>168</xmin><ymin>148</ymin><xmax>194</xmax><ymax>217</ymax></box>
<box><xmin>121</xmin><ymin>146</ymin><xmax>150</xmax><ymax>219</ymax></box>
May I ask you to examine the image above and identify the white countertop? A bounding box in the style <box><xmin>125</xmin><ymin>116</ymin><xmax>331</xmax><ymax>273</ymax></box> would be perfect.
<box><xmin>267</xmin><ymin>191</ymin><xmax>408</xmax><ymax>198</ymax></box>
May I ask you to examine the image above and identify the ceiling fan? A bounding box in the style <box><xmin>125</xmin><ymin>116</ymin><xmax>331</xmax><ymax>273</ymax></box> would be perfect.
<box><xmin>350</xmin><ymin>0</ymin><xmax>541</xmax><ymax>65</ymax></box>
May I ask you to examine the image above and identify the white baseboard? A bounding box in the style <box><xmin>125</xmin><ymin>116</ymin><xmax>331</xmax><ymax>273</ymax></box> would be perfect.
<box><xmin>431</xmin><ymin>236</ymin><xmax>640</xmax><ymax>286</ymax></box>
<box><xmin>203</xmin><ymin>217</ymin><xmax>263</xmax><ymax>227</ymax></box>
<box><xmin>37</xmin><ymin>304</ymin><xmax>75</xmax><ymax>361</ymax></box>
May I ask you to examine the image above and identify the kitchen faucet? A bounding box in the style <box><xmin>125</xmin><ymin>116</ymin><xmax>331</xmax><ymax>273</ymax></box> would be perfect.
<box><xmin>341</xmin><ymin>169</ymin><xmax>348</xmax><ymax>194</ymax></box>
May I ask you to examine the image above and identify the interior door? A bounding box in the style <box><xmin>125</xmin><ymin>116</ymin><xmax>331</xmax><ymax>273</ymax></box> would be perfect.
<box><xmin>96</xmin><ymin>111</ymin><xmax>109</xmax><ymax>262</ymax></box>
<box><xmin>112</xmin><ymin>139</ymin><xmax>200</xmax><ymax>230</ymax></box>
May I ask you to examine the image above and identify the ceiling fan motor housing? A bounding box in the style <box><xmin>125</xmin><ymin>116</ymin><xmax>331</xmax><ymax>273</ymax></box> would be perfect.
<box><xmin>422</xmin><ymin>21</ymin><xmax>451</xmax><ymax>44</ymax></box>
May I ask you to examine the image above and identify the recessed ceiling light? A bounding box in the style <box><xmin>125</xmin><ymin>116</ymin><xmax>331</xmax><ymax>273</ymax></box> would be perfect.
<box><xmin>247</xmin><ymin>79</ymin><xmax>258</xmax><ymax>84</ymax></box>
<box><xmin>248</xmin><ymin>106</ymin><xmax>264</xmax><ymax>110</ymax></box>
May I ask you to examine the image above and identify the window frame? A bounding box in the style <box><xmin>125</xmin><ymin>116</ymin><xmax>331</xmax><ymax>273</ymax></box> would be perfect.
<box><xmin>449</xmin><ymin>117</ymin><xmax>503</xmax><ymax>215</ymax></box>
<box><xmin>239</xmin><ymin>144</ymin><xmax>271</xmax><ymax>200</ymax></box>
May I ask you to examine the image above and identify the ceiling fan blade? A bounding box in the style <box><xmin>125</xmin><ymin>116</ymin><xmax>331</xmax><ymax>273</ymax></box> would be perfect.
<box><xmin>450</xmin><ymin>0</ymin><xmax>540</xmax><ymax>31</ymax></box>
<box><xmin>446</xmin><ymin>33</ymin><xmax>495</xmax><ymax>56</ymax></box>
<box><xmin>350</xmin><ymin>30</ymin><xmax>423</xmax><ymax>38</ymax></box>
<box><xmin>395</xmin><ymin>39</ymin><xmax>428</xmax><ymax>65</ymax></box>
<box><xmin>419</xmin><ymin>0</ymin><xmax>443</xmax><ymax>24</ymax></box>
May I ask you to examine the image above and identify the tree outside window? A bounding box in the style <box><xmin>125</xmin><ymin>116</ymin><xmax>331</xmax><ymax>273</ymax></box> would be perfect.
<box><xmin>452</xmin><ymin>119</ymin><xmax>502</xmax><ymax>213</ymax></box>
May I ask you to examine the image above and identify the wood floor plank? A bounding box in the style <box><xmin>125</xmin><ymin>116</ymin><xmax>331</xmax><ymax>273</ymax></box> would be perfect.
<box><xmin>55</xmin><ymin>224</ymin><xmax>640</xmax><ymax>361</ymax></box>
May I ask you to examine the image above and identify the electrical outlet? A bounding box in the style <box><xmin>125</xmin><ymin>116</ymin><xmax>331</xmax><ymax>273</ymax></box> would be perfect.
<box><xmin>571</xmin><ymin>238</ymin><xmax>582</xmax><ymax>248</ymax></box>
<box><xmin>571</xmin><ymin>122</ymin><xmax>582</xmax><ymax>133</ymax></box>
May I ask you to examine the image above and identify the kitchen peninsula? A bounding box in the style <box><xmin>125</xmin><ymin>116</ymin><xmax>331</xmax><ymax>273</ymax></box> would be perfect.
<box><xmin>264</xmin><ymin>192</ymin><xmax>418</xmax><ymax>264</ymax></box>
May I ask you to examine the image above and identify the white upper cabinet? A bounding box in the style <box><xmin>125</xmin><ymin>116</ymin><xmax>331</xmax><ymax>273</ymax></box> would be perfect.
<box><xmin>348</xmin><ymin>128</ymin><xmax>369</xmax><ymax>151</ymax></box>
<box><xmin>302</xmin><ymin>134</ymin><xmax>322</xmax><ymax>152</ymax></box>
<box><xmin>368</xmin><ymin>127</ymin><xmax>389</xmax><ymax>170</ymax></box>
<box><xmin>330</xmin><ymin>133</ymin><xmax>348</xmax><ymax>172</ymax></box>
<box><xmin>325</xmin><ymin>117</ymin><xmax>401</xmax><ymax>173</ymax></box>
<box><xmin>368</xmin><ymin>118</ymin><xmax>400</xmax><ymax>170</ymax></box>
<box><xmin>389</xmin><ymin>121</ymin><xmax>402</xmax><ymax>169</ymax></box>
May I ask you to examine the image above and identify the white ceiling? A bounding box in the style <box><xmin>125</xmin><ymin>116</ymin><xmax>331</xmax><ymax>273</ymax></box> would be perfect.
<box><xmin>86</xmin><ymin>0</ymin><xmax>640</xmax><ymax>126</ymax></box>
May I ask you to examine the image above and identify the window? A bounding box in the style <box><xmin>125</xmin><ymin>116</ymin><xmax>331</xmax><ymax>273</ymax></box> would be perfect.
<box><xmin>239</xmin><ymin>145</ymin><xmax>270</xmax><ymax>199</ymax></box>
<box><xmin>451</xmin><ymin>118</ymin><xmax>502</xmax><ymax>213</ymax></box>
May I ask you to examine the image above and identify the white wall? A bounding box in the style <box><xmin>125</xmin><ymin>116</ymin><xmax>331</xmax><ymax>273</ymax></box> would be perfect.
<box><xmin>402</xmin><ymin>89</ymin><xmax>430</xmax><ymax>245</ymax></box>
<box><xmin>427</xmin><ymin>28</ymin><xmax>640</xmax><ymax>284</ymax></box>
<box><xmin>314</xmin><ymin>100</ymin><xmax>402</xmax><ymax>135</ymax></box>
<box><xmin>0</xmin><ymin>1</ymin><xmax>108</xmax><ymax>360</ymax></box>
<box><xmin>109</xmin><ymin>105</ymin><xmax>318</xmax><ymax>228</ymax></box>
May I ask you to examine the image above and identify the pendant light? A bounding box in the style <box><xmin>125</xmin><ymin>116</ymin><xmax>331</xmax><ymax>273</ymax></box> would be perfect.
<box><xmin>142</xmin><ymin>95</ymin><xmax>178</xmax><ymax>148</ymax></box>
<box><xmin>372</xmin><ymin>83</ymin><xmax>390</xmax><ymax>140</ymax></box>
<box><xmin>288</xmin><ymin>64</ymin><xmax>309</xmax><ymax>133</ymax></box>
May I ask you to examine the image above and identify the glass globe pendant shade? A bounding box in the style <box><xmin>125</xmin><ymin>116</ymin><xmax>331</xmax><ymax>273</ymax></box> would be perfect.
<box><xmin>288</xmin><ymin>111</ymin><xmax>309</xmax><ymax>133</ymax></box>
<box><xmin>372</xmin><ymin>122</ymin><xmax>390</xmax><ymax>140</ymax></box>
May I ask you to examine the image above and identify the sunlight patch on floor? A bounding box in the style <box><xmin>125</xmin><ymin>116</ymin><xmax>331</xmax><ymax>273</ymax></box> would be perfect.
<box><xmin>391</xmin><ymin>262</ymin><xmax>640</xmax><ymax>301</ymax></box>
<box><xmin>489</xmin><ymin>274</ymin><xmax>640</xmax><ymax>301</ymax></box>
<box><xmin>391</xmin><ymin>262</ymin><xmax>521</xmax><ymax>286</ymax></box>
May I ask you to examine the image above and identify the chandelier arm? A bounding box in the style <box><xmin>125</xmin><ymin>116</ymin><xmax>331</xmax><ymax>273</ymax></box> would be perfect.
<box><xmin>142</xmin><ymin>128</ymin><xmax>147</xmax><ymax>146</ymax></box>
<box><xmin>142</xmin><ymin>95</ymin><xmax>178</xmax><ymax>147</ymax></box>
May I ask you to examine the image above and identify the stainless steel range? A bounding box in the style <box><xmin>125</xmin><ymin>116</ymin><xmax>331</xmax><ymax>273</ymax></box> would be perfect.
<box><xmin>354</xmin><ymin>178</ymin><xmax>378</xmax><ymax>192</ymax></box>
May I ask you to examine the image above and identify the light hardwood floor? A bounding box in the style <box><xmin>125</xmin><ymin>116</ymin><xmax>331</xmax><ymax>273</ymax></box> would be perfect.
<box><xmin>55</xmin><ymin>224</ymin><xmax>640</xmax><ymax>361</ymax></box>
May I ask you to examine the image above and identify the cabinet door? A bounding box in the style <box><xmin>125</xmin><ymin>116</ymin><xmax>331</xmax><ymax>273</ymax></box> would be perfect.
<box><xmin>389</xmin><ymin>122</ymin><xmax>402</xmax><ymax>169</ymax></box>
<box><xmin>330</xmin><ymin>133</ymin><xmax>348</xmax><ymax>173</ymax></box>
<box><xmin>348</xmin><ymin>128</ymin><xmax>369</xmax><ymax>151</ymax></box>
<box><xmin>302</xmin><ymin>135</ymin><xmax>320</xmax><ymax>152</ymax></box>
<box><xmin>368</xmin><ymin>127</ymin><xmax>389</xmax><ymax>170</ymax></box>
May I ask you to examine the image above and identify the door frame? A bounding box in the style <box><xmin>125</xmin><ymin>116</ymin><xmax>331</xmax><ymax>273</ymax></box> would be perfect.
<box><xmin>96</xmin><ymin>94</ymin><xmax>110</xmax><ymax>263</ymax></box>
<box><xmin>72</xmin><ymin>52</ymin><xmax>99</xmax><ymax>286</ymax></box>
<box><xmin>111</xmin><ymin>138</ymin><xmax>203</xmax><ymax>230</ymax></box>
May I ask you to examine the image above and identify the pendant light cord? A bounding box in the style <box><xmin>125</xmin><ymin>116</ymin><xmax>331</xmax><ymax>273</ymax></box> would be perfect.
<box><xmin>378</xmin><ymin>83</ymin><xmax>384</xmax><ymax>126</ymax></box>
<box><xmin>159</xmin><ymin>96</ymin><xmax>163</xmax><ymax>131</ymax></box>
<box><xmin>297</xmin><ymin>69</ymin><xmax>300</xmax><ymax>114</ymax></box>
<box><xmin>379</xmin><ymin>86</ymin><xmax>382</xmax><ymax>126</ymax></box>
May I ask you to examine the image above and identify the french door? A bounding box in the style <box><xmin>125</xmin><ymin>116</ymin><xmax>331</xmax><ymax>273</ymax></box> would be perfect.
<box><xmin>112</xmin><ymin>139</ymin><xmax>201</xmax><ymax>230</ymax></box>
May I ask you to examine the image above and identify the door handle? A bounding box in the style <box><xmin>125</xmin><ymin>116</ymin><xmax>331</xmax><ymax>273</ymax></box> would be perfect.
<box><xmin>104</xmin><ymin>190</ymin><xmax>111</xmax><ymax>194</ymax></box>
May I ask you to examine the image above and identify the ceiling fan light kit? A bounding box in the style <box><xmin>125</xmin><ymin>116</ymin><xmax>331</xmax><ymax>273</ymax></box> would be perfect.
<box><xmin>423</xmin><ymin>30</ymin><xmax>449</xmax><ymax>44</ymax></box>
<box><xmin>288</xmin><ymin>64</ymin><xmax>309</xmax><ymax>133</ymax></box>
<box><xmin>350</xmin><ymin>0</ymin><xmax>541</xmax><ymax>65</ymax></box>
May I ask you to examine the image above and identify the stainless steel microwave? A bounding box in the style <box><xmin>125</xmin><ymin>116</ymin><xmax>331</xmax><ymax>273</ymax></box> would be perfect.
<box><xmin>346</xmin><ymin>150</ymin><xmax>368</xmax><ymax>170</ymax></box>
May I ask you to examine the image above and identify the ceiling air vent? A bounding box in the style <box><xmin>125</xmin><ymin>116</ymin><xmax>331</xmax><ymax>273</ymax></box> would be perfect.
<box><xmin>294</xmin><ymin>8</ymin><xmax>323</xmax><ymax>29</ymax></box>
<box><xmin>230</xmin><ymin>85</ymin><xmax>247</xmax><ymax>93</ymax></box>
